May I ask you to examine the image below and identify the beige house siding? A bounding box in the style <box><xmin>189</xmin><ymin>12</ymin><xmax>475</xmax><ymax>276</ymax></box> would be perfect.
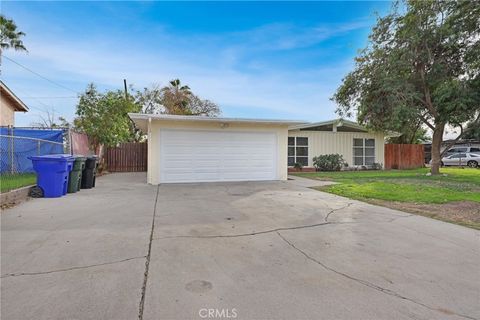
<box><xmin>288</xmin><ymin>130</ymin><xmax>385</xmax><ymax>167</ymax></box>
<box><xmin>147</xmin><ymin>120</ymin><xmax>289</xmax><ymax>185</ymax></box>
<box><xmin>0</xmin><ymin>94</ymin><xmax>15</xmax><ymax>126</ymax></box>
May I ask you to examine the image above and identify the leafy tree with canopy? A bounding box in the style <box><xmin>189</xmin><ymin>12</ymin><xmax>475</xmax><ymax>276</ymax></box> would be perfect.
<box><xmin>332</xmin><ymin>0</ymin><xmax>480</xmax><ymax>174</ymax></box>
<box><xmin>135</xmin><ymin>84</ymin><xmax>164</xmax><ymax>114</ymax></box>
<box><xmin>135</xmin><ymin>79</ymin><xmax>221</xmax><ymax>116</ymax></box>
<box><xmin>387</xmin><ymin>122</ymin><xmax>430</xmax><ymax>144</ymax></box>
<box><xmin>462</xmin><ymin>120</ymin><xmax>480</xmax><ymax>141</ymax></box>
<box><xmin>0</xmin><ymin>15</ymin><xmax>27</xmax><ymax>54</ymax></box>
<box><xmin>74</xmin><ymin>83</ymin><xmax>141</xmax><ymax>152</ymax></box>
<box><xmin>187</xmin><ymin>94</ymin><xmax>221</xmax><ymax>117</ymax></box>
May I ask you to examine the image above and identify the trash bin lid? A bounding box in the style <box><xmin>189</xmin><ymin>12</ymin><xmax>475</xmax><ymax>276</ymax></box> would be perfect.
<box><xmin>73</xmin><ymin>155</ymin><xmax>87</xmax><ymax>161</ymax></box>
<box><xmin>29</xmin><ymin>154</ymin><xmax>74</xmax><ymax>161</ymax></box>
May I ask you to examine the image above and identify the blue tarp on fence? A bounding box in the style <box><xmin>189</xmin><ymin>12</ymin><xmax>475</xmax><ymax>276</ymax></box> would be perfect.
<box><xmin>0</xmin><ymin>128</ymin><xmax>65</xmax><ymax>174</ymax></box>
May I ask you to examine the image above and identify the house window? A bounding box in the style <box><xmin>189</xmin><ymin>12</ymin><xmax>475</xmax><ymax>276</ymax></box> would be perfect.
<box><xmin>288</xmin><ymin>137</ymin><xmax>308</xmax><ymax>166</ymax></box>
<box><xmin>353</xmin><ymin>138</ymin><xmax>375</xmax><ymax>166</ymax></box>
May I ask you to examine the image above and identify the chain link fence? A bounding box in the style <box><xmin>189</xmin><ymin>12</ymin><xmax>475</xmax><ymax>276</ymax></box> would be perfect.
<box><xmin>0</xmin><ymin>134</ymin><xmax>65</xmax><ymax>192</ymax></box>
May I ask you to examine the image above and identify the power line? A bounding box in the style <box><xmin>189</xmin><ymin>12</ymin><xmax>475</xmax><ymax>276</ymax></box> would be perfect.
<box><xmin>3</xmin><ymin>55</ymin><xmax>79</xmax><ymax>94</ymax></box>
<box><xmin>22</xmin><ymin>96</ymin><xmax>78</xmax><ymax>99</ymax></box>
<box><xmin>10</xmin><ymin>86</ymin><xmax>60</xmax><ymax>114</ymax></box>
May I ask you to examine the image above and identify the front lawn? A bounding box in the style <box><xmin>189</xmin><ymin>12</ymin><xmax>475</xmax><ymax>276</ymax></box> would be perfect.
<box><xmin>293</xmin><ymin>168</ymin><xmax>480</xmax><ymax>229</ymax></box>
<box><xmin>0</xmin><ymin>173</ymin><xmax>36</xmax><ymax>193</ymax></box>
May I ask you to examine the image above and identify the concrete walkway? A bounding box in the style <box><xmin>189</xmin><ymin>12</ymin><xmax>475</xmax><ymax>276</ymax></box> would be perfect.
<box><xmin>1</xmin><ymin>173</ymin><xmax>479</xmax><ymax>320</ymax></box>
<box><xmin>287</xmin><ymin>174</ymin><xmax>338</xmax><ymax>187</ymax></box>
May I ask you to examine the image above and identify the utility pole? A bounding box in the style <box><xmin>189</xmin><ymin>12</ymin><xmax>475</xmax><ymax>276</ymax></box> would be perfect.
<box><xmin>123</xmin><ymin>79</ymin><xmax>128</xmax><ymax>100</ymax></box>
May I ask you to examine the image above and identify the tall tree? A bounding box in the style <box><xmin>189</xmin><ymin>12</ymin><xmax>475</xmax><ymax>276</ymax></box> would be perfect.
<box><xmin>462</xmin><ymin>120</ymin><xmax>480</xmax><ymax>141</ymax></box>
<box><xmin>75</xmin><ymin>84</ymin><xmax>140</xmax><ymax>151</ymax></box>
<box><xmin>0</xmin><ymin>15</ymin><xmax>27</xmax><ymax>54</ymax></box>
<box><xmin>187</xmin><ymin>94</ymin><xmax>221</xmax><ymax>116</ymax></box>
<box><xmin>387</xmin><ymin>122</ymin><xmax>430</xmax><ymax>144</ymax></box>
<box><xmin>135</xmin><ymin>79</ymin><xmax>221</xmax><ymax>117</ymax></box>
<box><xmin>135</xmin><ymin>84</ymin><xmax>164</xmax><ymax>114</ymax></box>
<box><xmin>161</xmin><ymin>79</ymin><xmax>193</xmax><ymax>114</ymax></box>
<box><xmin>332</xmin><ymin>0</ymin><xmax>480</xmax><ymax>174</ymax></box>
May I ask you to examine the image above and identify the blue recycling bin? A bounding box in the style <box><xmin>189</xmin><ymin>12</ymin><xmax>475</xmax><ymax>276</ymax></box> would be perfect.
<box><xmin>29</xmin><ymin>154</ymin><xmax>74</xmax><ymax>198</ymax></box>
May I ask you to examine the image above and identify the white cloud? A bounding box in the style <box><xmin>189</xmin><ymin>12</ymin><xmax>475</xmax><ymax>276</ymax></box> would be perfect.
<box><xmin>4</xmin><ymin>21</ymin><xmax>365</xmax><ymax>126</ymax></box>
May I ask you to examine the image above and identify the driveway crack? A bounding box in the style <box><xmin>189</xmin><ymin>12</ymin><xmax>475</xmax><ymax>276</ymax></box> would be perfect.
<box><xmin>155</xmin><ymin>222</ymin><xmax>332</xmax><ymax>240</ymax></box>
<box><xmin>154</xmin><ymin>204</ymin><xmax>354</xmax><ymax>240</ymax></box>
<box><xmin>276</xmin><ymin>231</ymin><xmax>477</xmax><ymax>320</ymax></box>
<box><xmin>1</xmin><ymin>255</ymin><xmax>146</xmax><ymax>278</ymax></box>
<box><xmin>324</xmin><ymin>202</ymin><xmax>354</xmax><ymax>222</ymax></box>
<box><xmin>138</xmin><ymin>185</ymin><xmax>160</xmax><ymax>320</ymax></box>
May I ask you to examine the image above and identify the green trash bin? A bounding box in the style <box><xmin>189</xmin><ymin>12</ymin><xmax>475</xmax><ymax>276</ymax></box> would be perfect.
<box><xmin>68</xmin><ymin>156</ymin><xmax>86</xmax><ymax>193</ymax></box>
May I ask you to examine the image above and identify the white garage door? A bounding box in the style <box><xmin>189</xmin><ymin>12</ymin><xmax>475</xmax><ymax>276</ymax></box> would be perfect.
<box><xmin>159</xmin><ymin>129</ymin><xmax>277</xmax><ymax>183</ymax></box>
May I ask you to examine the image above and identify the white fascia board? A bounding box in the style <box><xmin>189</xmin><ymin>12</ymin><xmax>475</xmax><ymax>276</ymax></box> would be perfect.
<box><xmin>289</xmin><ymin>119</ymin><xmax>369</xmax><ymax>131</ymax></box>
<box><xmin>128</xmin><ymin>113</ymin><xmax>305</xmax><ymax>126</ymax></box>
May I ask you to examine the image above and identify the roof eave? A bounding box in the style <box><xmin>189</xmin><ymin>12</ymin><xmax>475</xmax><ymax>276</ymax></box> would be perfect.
<box><xmin>288</xmin><ymin>119</ymin><xmax>369</xmax><ymax>132</ymax></box>
<box><xmin>128</xmin><ymin>113</ymin><xmax>306</xmax><ymax>126</ymax></box>
<box><xmin>0</xmin><ymin>81</ymin><xmax>29</xmax><ymax>112</ymax></box>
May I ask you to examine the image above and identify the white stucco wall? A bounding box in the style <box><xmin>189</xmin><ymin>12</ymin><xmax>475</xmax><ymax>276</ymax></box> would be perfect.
<box><xmin>288</xmin><ymin>130</ymin><xmax>385</xmax><ymax>167</ymax></box>
<box><xmin>147</xmin><ymin>120</ymin><xmax>289</xmax><ymax>185</ymax></box>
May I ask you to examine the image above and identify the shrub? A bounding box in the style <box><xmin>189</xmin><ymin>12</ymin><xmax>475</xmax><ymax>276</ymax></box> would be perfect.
<box><xmin>372</xmin><ymin>162</ymin><xmax>383</xmax><ymax>170</ymax></box>
<box><xmin>293</xmin><ymin>162</ymin><xmax>303</xmax><ymax>171</ymax></box>
<box><xmin>313</xmin><ymin>154</ymin><xmax>345</xmax><ymax>171</ymax></box>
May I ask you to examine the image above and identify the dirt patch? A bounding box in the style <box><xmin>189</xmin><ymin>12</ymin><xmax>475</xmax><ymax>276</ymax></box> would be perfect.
<box><xmin>368</xmin><ymin>200</ymin><xmax>480</xmax><ymax>230</ymax></box>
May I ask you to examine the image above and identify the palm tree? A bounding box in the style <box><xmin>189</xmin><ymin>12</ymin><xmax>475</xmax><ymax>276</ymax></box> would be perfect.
<box><xmin>0</xmin><ymin>15</ymin><xmax>27</xmax><ymax>54</ymax></box>
<box><xmin>160</xmin><ymin>79</ymin><xmax>192</xmax><ymax>114</ymax></box>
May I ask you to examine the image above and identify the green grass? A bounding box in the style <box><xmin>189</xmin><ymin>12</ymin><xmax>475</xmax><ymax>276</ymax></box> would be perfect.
<box><xmin>0</xmin><ymin>173</ymin><xmax>36</xmax><ymax>193</ymax></box>
<box><xmin>293</xmin><ymin>168</ymin><xmax>480</xmax><ymax>204</ymax></box>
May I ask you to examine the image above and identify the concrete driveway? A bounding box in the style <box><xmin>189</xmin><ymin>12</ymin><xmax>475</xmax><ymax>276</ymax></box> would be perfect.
<box><xmin>1</xmin><ymin>173</ymin><xmax>479</xmax><ymax>320</ymax></box>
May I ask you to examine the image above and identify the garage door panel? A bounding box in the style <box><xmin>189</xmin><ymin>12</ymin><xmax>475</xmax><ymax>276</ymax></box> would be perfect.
<box><xmin>195</xmin><ymin>153</ymin><xmax>223</xmax><ymax>160</ymax></box>
<box><xmin>223</xmin><ymin>148</ymin><xmax>274</xmax><ymax>156</ymax></box>
<box><xmin>193</xmin><ymin>160</ymin><xmax>220</xmax><ymax>172</ymax></box>
<box><xmin>160</xmin><ymin>130</ymin><xmax>277</xmax><ymax>183</ymax></box>
<box><xmin>223</xmin><ymin>147</ymin><xmax>272</xmax><ymax>154</ymax></box>
<box><xmin>222</xmin><ymin>159</ymin><xmax>273</xmax><ymax>167</ymax></box>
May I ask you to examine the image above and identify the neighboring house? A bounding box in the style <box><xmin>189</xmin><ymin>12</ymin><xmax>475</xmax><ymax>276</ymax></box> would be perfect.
<box><xmin>288</xmin><ymin>119</ymin><xmax>385</xmax><ymax>169</ymax></box>
<box><xmin>0</xmin><ymin>81</ymin><xmax>29</xmax><ymax>126</ymax></box>
<box><xmin>129</xmin><ymin>114</ymin><xmax>386</xmax><ymax>184</ymax></box>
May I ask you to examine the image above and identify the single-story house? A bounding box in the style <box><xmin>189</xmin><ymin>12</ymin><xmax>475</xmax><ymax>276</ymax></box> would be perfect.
<box><xmin>0</xmin><ymin>80</ymin><xmax>29</xmax><ymax>126</ymax></box>
<box><xmin>129</xmin><ymin>114</ymin><xmax>386</xmax><ymax>184</ymax></box>
<box><xmin>288</xmin><ymin>119</ymin><xmax>385</xmax><ymax>169</ymax></box>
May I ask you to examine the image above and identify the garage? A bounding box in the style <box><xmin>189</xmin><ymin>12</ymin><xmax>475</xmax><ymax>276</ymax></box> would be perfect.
<box><xmin>128</xmin><ymin>114</ymin><xmax>301</xmax><ymax>184</ymax></box>
<box><xmin>160</xmin><ymin>130</ymin><xmax>277</xmax><ymax>183</ymax></box>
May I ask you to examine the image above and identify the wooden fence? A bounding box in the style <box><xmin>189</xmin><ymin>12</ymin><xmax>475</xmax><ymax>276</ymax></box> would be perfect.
<box><xmin>104</xmin><ymin>142</ymin><xmax>147</xmax><ymax>172</ymax></box>
<box><xmin>385</xmin><ymin>144</ymin><xmax>425</xmax><ymax>170</ymax></box>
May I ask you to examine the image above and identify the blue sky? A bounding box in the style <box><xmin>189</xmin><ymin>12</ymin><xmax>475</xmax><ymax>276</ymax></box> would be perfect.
<box><xmin>2</xmin><ymin>1</ymin><xmax>392</xmax><ymax>127</ymax></box>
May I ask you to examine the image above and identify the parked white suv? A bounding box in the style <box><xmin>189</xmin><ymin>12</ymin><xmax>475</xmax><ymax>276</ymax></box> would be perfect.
<box><xmin>435</xmin><ymin>152</ymin><xmax>480</xmax><ymax>168</ymax></box>
<box><xmin>444</xmin><ymin>146</ymin><xmax>480</xmax><ymax>155</ymax></box>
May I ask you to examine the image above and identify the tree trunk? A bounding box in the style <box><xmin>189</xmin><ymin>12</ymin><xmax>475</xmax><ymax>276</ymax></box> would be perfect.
<box><xmin>430</xmin><ymin>123</ymin><xmax>445</xmax><ymax>175</ymax></box>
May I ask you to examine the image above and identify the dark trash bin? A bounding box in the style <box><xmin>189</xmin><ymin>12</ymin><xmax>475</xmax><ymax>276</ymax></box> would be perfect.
<box><xmin>28</xmin><ymin>154</ymin><xmax>74</xmax><ymax>198</ymax></box>
<box><xmin>68</xmin><ymin>156</ymin><xmax>86</xmax><ymax>193</ymax></box>
<box><xmin>81</xmin><ymin>155</ymin><xmax>98</xmax><ymax>189</ymax></box>
<box><xmin>64</xmin><ymin>157</ymin><xmax>74</xmax><ymax>195</ymax></box>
